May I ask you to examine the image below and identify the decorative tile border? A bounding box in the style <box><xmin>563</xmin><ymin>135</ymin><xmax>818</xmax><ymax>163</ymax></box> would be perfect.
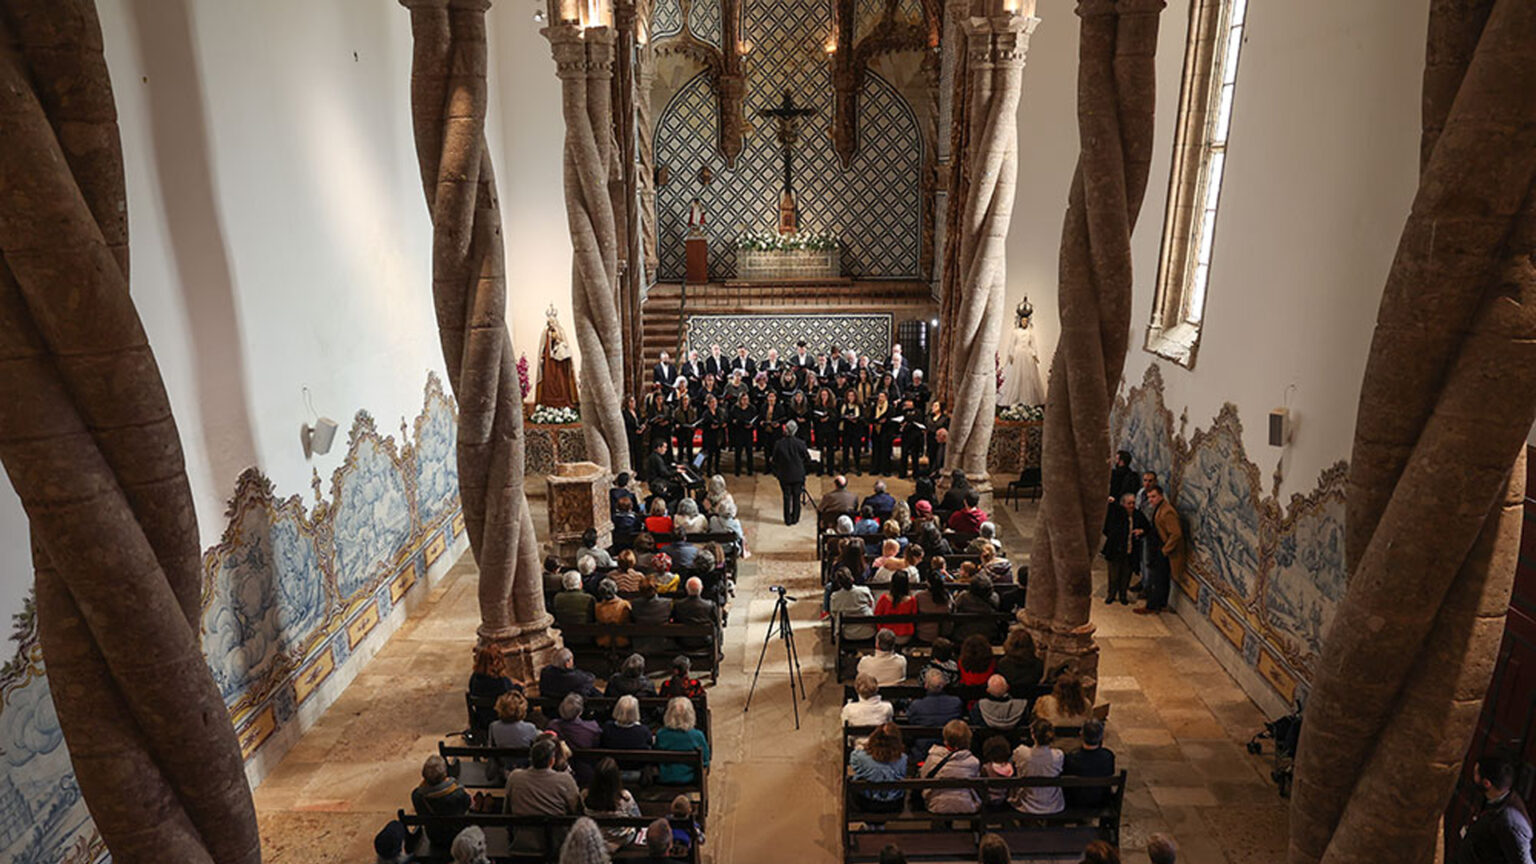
<box><xmin>1111</xmin><ymin>364</ymin><xmax>1348</xmax><ymax>713</ymax></box>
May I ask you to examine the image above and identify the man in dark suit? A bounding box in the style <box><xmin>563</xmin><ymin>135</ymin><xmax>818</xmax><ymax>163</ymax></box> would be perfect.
<box><xmin>760</xmin><ymin>348</ymin><xmax>784</xmax><ymax>377</ymax></box>
<box><xmin>730</xmin><ymin>345</ymin><xmax>756</xmax><ymax>379</ymax></box>
<box><xmin>772</xmin><ymin>420</ymin><xmax>810</xmax><ymax>526</ymax></box>
<box><xmin>1062</xmin><ymin>720</ymin><xmax>1117</xmax><ymax>809</ymax></box>
<box><xmin>672</xmin><ymin>576</ymin><xmax>721</xmax><ymax>653</ymax></box>
<box><xmin>681</xmin><ymin>349</ymin><xmax>705</xmax><ymax>384</ymax></box>
<box><xmin>645</xmin><ymin>438</ymin><xmax>674</xmax><ymax>485</ymax></box>
<box><xmin>818</xmin><ymin>474</ymin><xmax>859</xmax><ymax>517</ymax></box>
<box><xmin>791</xmin><ymin>340</ymin><xmax>813</xmax><ymax>370</ymax></box>
<box><xmin>704</xmin><ymin>343</ymin><xmax>728</xmax><ymax>379</ymax></box>
<box><xmin>538</xmin><ymin>648</ymin><xmax>601</xmax><ymax>702</ymax></box>
<box><xmin>862</xmin><ymin>480</ymin><xmax>896</xmax><ymax>520</ymax></box>
<box><xmin>653</xmin><ymin>351</ymin><xmax>677</xmax><ymax>388</ymax></box>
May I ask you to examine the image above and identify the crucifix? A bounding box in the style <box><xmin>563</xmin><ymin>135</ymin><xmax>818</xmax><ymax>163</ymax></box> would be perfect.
<box><xmin>757</xmin><ymin>90</ymin><xmax>816</xmax><ymax>235</ymax></box>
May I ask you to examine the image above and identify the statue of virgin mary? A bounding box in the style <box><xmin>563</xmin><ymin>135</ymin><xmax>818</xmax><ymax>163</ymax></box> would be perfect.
<box><xmin>996</xmin><ymin>298</ymin><xmax>1045</xmax><ymax>407</ymax></box>
<box><xmin>536</xmin><ymin>305</ymin><xmax>579</xmax><ymax>409</ymax></box>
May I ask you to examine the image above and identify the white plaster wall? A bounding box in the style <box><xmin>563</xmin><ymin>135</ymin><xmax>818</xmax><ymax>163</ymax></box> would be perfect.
<box><xmin>1006</xmin><ymin>0</ymin><xmax>1428</xmax><ymax>497</ymax></box>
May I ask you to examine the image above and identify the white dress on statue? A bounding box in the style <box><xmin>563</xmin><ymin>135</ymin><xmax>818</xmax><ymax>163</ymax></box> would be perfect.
<box><xmin>997</xmin><ymin>322</ymin><xmax>1044</xmax><ymax>407</ymax></box>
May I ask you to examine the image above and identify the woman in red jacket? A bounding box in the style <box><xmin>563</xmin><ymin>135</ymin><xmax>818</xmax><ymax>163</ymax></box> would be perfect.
<box><xmin>873</xmin><ymin>571</ymin><xmax>919</xmax><ymax>645</ymax></box>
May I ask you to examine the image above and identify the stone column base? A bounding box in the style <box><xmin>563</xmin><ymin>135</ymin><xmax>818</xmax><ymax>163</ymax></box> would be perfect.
<box><xmin>1022</xmin><ymin>611</ymin><xmax>1101</xmax><ymax>701</ymax></box>
<box><xmin>480</xmin><ymin>613</ymin><xmax>563</xmax><ymax>683</ymax></box>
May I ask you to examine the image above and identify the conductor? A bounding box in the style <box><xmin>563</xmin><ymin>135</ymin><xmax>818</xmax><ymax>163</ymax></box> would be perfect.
<box><xmin>772</xmin><ymin>419</ymin><xmax>810</xmax><ymax>526</ymax></box>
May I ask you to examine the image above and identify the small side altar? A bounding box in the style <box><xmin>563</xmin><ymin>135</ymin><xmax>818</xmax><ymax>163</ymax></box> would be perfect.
<box><xmin>735</xmin><ymin>231</ymin><xmax>841</xmax><ymax>281</ymax></box>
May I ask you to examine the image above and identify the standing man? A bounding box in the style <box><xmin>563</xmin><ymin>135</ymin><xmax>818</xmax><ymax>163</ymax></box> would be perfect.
<box><xmin>772</xmin><ymin>419</ymin><xmax>810</xmax><ymax>526</ymax></box>
<box><xmin>653</xmin><ymin>351</ymin><xmax>676</xmax><ymax>388</ymax></box>
<box><xmin>731</xmin><ymin>344</ymin><xmax>756</xmax><ymax>379</ymax></box>
<box><xmin>682</xmin><ymin>349</ymin><xmax>705</xmax><ymax>384</ymax></box>
<box><xmin>705</xmin><ymin>343</ymin><xmax>728</xmax><ymax>379</ymax></box>
<box><xmin>1136</xmin><ymin>485</ymin><xmax>1184</xmax><ymax>615</ymax></box>
<box><xmin>792</xmin><ymin>340</ymin><xmax>813</xmax><ymax>370</ymax></box>
<box><xmin>1102</xmin><ymin>493</ymin><xmax>1148</xmax><ymax>605</ymax></box>
<box><xmin>1456</xmin><ymin>757</ymin><xmax>1534</xmax><ymax>864</ymax></box>
<box><xmin>761</xmin><ymin>347</ymin><xmax>784</xmax><ymax>377</ymax></box>
<box><xmin>1132</xmin><ymin>471</ymin><xmax>1159</xmax><ymax>593</ymax></box>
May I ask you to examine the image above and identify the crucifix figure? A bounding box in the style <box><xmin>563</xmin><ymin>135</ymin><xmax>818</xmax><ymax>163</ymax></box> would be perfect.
<box><xmin>757</xmin><ymin>90</ymin><xmax>816</xmax><ymax>235</ymax></box>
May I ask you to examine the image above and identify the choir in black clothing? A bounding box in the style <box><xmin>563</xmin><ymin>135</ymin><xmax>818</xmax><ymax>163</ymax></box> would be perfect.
<box><xmin>625</xmin><ymin>341</ymin><xmax>945</xmax><ymax>482</ymax></box>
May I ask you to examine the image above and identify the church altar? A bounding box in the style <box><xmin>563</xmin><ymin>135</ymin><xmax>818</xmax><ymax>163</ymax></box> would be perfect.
<box><xmin>735</xmin><ymin>246</ymin><xmax>840</xmax><ymax>281</ymax></box>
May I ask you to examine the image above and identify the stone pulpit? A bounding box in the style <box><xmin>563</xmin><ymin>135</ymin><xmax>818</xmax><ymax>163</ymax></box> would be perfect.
<box><xmin>545</xmin><ymin>461</ymin><xmax>613</xmax><ymax>562</ymax></box>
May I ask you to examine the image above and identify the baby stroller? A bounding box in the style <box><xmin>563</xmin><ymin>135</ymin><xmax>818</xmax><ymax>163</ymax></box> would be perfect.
<box><xmin>1247</xmin><ymin>702</ymin><xmax>1303</xmax><ymax>798</ymax></box>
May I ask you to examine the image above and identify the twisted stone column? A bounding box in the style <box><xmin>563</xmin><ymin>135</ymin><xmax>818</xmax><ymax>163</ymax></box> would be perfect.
<box><xmin>941</xmin><ymin>2</ymin><xmax>1038</xmax><ymax>493</ymax></box>
<box><xmin>546</xmin><ymin>23</ymin><xmax>632</xmax><ymax>474</ymax></box>
<box><xmin>636</xmin><ymin>28</ymin><xmax>658</xmax><ymax>286</ymax></box>
<box><xmin>1023</xmin><ymin>0</ymin><xmax>1163</xmax><ymax>678</ymax></box>
<box><xmin>1290</xmin><ymin>2</ymin><xmax>1536</xmax><ymax>861</ymax></box>
<box><xmin>402</xmin><ymin>0</ymin><xmax>559</xmax><ymax>678</ymax></box>
<box><xmin>0</xmin><ymin>2</ymin><xmax>259</xmax><ymax>861</ymax></box>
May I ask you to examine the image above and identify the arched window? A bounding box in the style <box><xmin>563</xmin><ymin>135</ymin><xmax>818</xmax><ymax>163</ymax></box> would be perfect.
<box><xmin>1146</xmin><ymin>0</ymin><xmax>1248</xmax><ymax>367</ymax></box>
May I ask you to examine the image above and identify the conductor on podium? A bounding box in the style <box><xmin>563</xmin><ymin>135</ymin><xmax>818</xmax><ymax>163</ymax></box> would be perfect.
<box><xmin>772</xmin><ymin>420</ymin><xmax>810</xmax><ymax>526</ymax></box>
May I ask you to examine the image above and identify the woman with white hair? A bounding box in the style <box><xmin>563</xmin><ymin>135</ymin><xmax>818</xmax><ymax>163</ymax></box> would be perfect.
<box><xmin>600</xmin><ymin>694</ymin><xmax>654</xmax><ymax>750</ymax></box>
<box><xmin>673</xmin><ymin>497</ymin><xmax>708</xmax><ymax>533</ymax></box>
<box><xmin>654</xmin><ymin>696</ymin><xmax>711</xmax><ymax>785</ymax></box>
<box><xmin>558</xmin><ymin>816</ymin><xmax>613</xmax><ymax>864</ymax></box>
<box><xmin>707</xmin><ymin>489</ymin><xmax>748</xmax><ymax>558</ymax></box>
<box><xmin>451</xmin><ymin>825</ymin><xmax>492</xmax><ymax>864</ymax></box>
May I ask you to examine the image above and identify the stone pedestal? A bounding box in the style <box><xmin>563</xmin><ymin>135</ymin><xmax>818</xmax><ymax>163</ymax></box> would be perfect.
<box><xmin>1021</xmin><ymin>610</ymin><xmax>1100</xmax><ymax>700</ymax></box>
<box><xmin>545</xmin><ymin>461</ymin><xmax>613</xmax><ymax>562</ymax></box>
<box><xmin>685</xmin><ymin>236</ymin><xmax>709</xmax><ymax>283</ymax></box>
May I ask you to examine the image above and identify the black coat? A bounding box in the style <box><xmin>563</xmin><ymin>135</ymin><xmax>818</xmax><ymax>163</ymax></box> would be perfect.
<box><xmin>1109</xmin><ymin>464</ymin><xmax>1139</xmax><ymax>500</ymax></box>
<box><xmin>1101</xmin><ymin>505</ymin><xmax>1150</xmax><ymax>562</ymax></box>
<box><xmin>772</xmin><ymin>435</ymin><xmax>810</xmax><ymax>484</ymax></box>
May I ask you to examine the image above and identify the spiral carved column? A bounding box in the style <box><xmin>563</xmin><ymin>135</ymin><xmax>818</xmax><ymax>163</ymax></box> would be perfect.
<box><xmin>401</xmin><ymin>0</ymin><xmax>559</xmax><ymax>678</ymax></box>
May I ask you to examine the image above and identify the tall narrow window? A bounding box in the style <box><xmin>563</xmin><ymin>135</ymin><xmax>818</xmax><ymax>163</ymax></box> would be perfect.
<box><xmin>1146</xmin><ymin>0</ymin><xmax>1248</xmax><ymax>367</ymax></box>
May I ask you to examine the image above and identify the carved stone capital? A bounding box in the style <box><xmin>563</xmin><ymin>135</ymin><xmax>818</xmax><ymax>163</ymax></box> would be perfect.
<box><xmin>962</xmin><ymin>13</ymin><xmax>1038</xmax><ymax>70</ymax></box>
<box><xmin>545</xmin><ymin>25</ymin><xmax>618</xmax><ymax>79</ymax></box>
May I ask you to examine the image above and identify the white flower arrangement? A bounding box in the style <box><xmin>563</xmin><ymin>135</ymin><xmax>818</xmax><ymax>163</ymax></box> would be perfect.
<box><xmin>997</xmin><ymin>403</ymin><xmax>1045</xmax><ymax>422</ymax></box>
<box><xmin>735</xmin><ymin>229</ymin><xmax>840</xmax><ymax>252</ymax></box>
<box><xmin>530</xmin><ymin>405</ymin><xmax>580</xmax><ymax>425</ymax></box>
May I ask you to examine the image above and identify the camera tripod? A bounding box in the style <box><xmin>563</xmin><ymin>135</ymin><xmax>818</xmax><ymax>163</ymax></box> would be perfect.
<box><xmin>744</xmin><ymin>586</ymin><xmax>807</xmax><ymax>729</ymax></box>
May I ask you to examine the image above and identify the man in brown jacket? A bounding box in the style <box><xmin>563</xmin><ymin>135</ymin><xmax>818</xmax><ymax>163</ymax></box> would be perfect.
<box><xmin>1135</xmin><ymin>485</ymin><xmax>1184</xmax><ymax>615</ymax></box>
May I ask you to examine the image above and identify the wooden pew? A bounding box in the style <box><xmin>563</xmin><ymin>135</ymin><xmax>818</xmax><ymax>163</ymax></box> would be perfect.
<box><xmin>398</xmin><ymin>810</ymin><xmax>700</xmax><ymax>863</ymax></box>
<box><xmin>557</xmin><ymin>621</ymin><xmax>721</xmax><ymax>683</ymax></box>
<box><xmin>463</xmin><ymin>693</ymin><xmax>711</xmax><ymax>744</ymax></box>
<box><xmin>832</xmin><ymin>611</ymin><xmax>1014</xmax><ymax>680</ymax></box>
<box><xmin>438</xmin><ymin>742</ymin><xmax>709</xmax><ymax>815</ymax></box>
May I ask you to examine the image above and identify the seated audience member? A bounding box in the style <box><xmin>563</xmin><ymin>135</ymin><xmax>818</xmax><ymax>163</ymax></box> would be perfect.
<box><xmin>1147</xmin><ymin>834</ymin><xmax>1178</xmax><ymax>864</ymax></box>
<box><xmin>552</xmin><ymin>571</ymin><xmax>595</xmax><ymax>645</ymax></box>
<box><xmin>967</xmin><ymin>523</ymin><xmax>1004</xmax><ymax>558</ymax></box>
<box><xmin>857</xmin><ymin>628</ymin><xmax>909</xmax><ymax>685</ymax></box>
<box><xmin>868</xmin><ymin>538</ymin><xmax>905</xmax><ymax>586</ymax></box>
<box><xmin>995</xmin><ymin>629</ymin><xmax>1044</xmax><ymax>696</ymax></box>
<box><xmin>863</xmin><ymin>481</ymin><xmax>897</xmax><ymax>519</ymax></box>
<box><xmin>576</xmin><ymin>555</ymin><xmax>601</xmax><ymax>593</ymax></box>
<box><xmin>577</xmin><ymin>527</ymin><xmax>614</xmax><ymax>570</ymax></box>
<box><xmin>922</xmin><ymin>719</ymin><xmax>981</xmax><ymax>814</ymax></box>
<box><xmin>922</xmin><ymin>637</ymin><xmax>960</xmax><ymax>688</ymax></box>
<box><xmin>581</xmin><ymin>758</ymin><xmax>644</xmax><ymax>853</ymax></box>
<box><xmin>629</xmin><ymin>576</ymin><xmax>675</xmax><ymax>655</ymax></box>
<box><xmin>673</xmin><ymin>497</ymin><xmax>708</xmax><ymax>534</ymax></box>
<box><xmin>978</xmin><ymin>833</ymin><xmax>1012</xmax><ymax>864</ymax></box>
<box><xmin>1080</xmin><ymin>841</ymin><xmax>1122</xmax><ymax>864</ymax></box>
<box><xmin>668</xmin><ymin>795</ymin><xmax>705</xmax><ymax>853</ymax></box>
<box><xmin>707</xmin><ymin>496</ymin><xmax>748</xmax><ymax>558</ymax></box>
<box><xmin>957</xmin><ymin>634</ymin><xmax>997</xmax><ymax>688</ymax></box>
<box><xmin>853</xmin><ymin>505</ymin><xmax>881</xmax><ymax>535</ymax></box>
<box><xmin>488</xmin><ymin>691</ymin><xmax>539</xmax><ymax>749</ymax></box>
<box><xmin>655</xmin><ymin>696</ymin><xmax>711</xmax><ymax>784</ymax></box>
<box><xmin>971</xmin><ymin>674</ymin><xmax>1030</xmax><ymax>730</ymax></box>
<box><xmin>668</xmin><ymin>529</ymin><xmax>699</xmax><ymax>570</ymax></box>
<box><xmin>849</xmin><ymin>722</ymin><xmax>909</xmax><ymax>813</ymax></box>
<box><xmin>412</xmin><ymin>754</ymin><xmax>471</xmax><ymax>849</ymax></box>
<box><xmin>880</xmin><ymin>844</ymin><xmax>909</xmax><ymax>864</ymax></box>
<box><xmin>1033</xmin><ymin>674</ymin><xmax>1093</xmax><ymax>728</ymax></box>
<box><xmin>632</xmin><ymin>532</ymin><xmax>658</xmax><ymax>571</ymax></box>
<box><xmin>593</xmin><ymin>579</ymin><xmax>632</xmax><ymax>648</ymax></box>
<box><xmin>914</xmin><ymin>574</ymin><xmax>953</xmax><ymax>643</ymax></box>
<box><xmin>888</xmin><ymin>500</ymin><xmax>913</xmax><ymax>535</ymax></box>
<box><xmin>504</xmin><ymin>737</ymin><xmax>581</xmax><ymax>817</ymax></box>
<box><xmin>605</xmin><ymin>652</ymin><xmax>657</xmax><ymax>699</ymax></box>
<box><xmin>451</xmin><ymin>825</ymin><xmax>490</xmax><ymax>864</ymax></box>
<box><xmin>539</xmin><ymin>648</ymin><xmax>601</xmax><ymax>702</ymax></box>
<box><xmin>873</xmin><ymin>570</ymin><xmax>919</xmax><ymax>645</ymax></box>
<box><xmin>644</xmin><ymin>818</ymin><xmax>673</xmax><ymax>864</ymax></box>
<box><xmin>842</xmin><ymin>672</ymin><xmax>895</xmax><ymax>726</ymax></box>
<box><xmin>978</xmin><ymin>542</ymin><xmax>1014</xmax><ymax>584</ymax></box>
<box><xmin>833</xmin><ymin>514</ymin><xmax>855</xmax><ymax>537</ymax></box>
<box><xmin>939</xmin><ymin>470</ymin><xmax>971</xmax><ymax>514</ymax></box>
<box><xmin>542</xmin><ymin>555</ymin><xmax>566</xmax><ymax>605</ymax></box>
<box><xmin>979</xmin><ymin>735</ymin><xmax>1017</xmax><ymax>809</ymax></box>
<box><xmin>611</xmin><ymin>472</ymin><xmax>641</xmax><ymax>513</ymax></box>
<box><xmin>929</xmin><ymin>555</ymin><xmax>951</xmax><ymax>582</ymax></box>
<box><xmin>537</xmin><ymin>730</ymin><xmax>574</xmax><ymax>773</ymax></box>
<box><xmin>829</xmin><ymin>567</ymin><xmax>877</xmax><ymax>638</ymax></box>
<box><xmin>947</xmin><ymin>490</ymin><xmax>988</xmax><ymax>534</ymax></box>
<box><xmin>1009</xmin><ymin>719</ymin><xmax>1065</xmax><ymax>815</ymax></box>
<box><xmin>468</xmin><ymin>645</ymin><xmax>522</xmax><ymax>730</ymax></box>
<box><xmin>880</xmin><ymin>518</ymin><xmax>910</xmax><ymax>553</ymax></box>
<box><xmin>912</xmin><ymin>498</ymin><xmax>938</xmax><ymax>531</ymax></box>
<box><xmin>611</xmin><ymin>550</ymin><xmax>645</xmax><ymax>593</ymax></box>
<box><xmin>659</xmin><ymin>655</ymin><xmax>706</xmax><ymax>699</ymax></box>
<box><xmin>548</xmin><ymin>693</ymin><xmax>602</xmax><ymax>785</ymax></box>
<box><xmin>612</xmin><ymin>496</ymin><xmax>641</xmax><ymax>535</ymax></box>
<box><xmin>600</xmin><ymin>694</ymin><xmax>654</xmax><ymax>751</ymax></box>
<box><xmin>909</xmin><ymin>475</ymin><xmax>937</xmax><ymax>514</ymax></box>
<box><xmin>951</xmin><ymin>575</ymin><xmax>1001</xmax><ymax>644</ymax></box>
<box><xmin>1458</xmin><ymin>756</ymin><xmax>1533</xmax><ymax>864</ymax></box>
<box><xmin>671</xmin><ymin>577</ymin><xmax>721</xmax><ymax>652</ymax></box>
<box><xmin>373</xmin><ymin>820</ymin><xmax>412</xmax><ymax>864</ymax></box>
<box><xmin>1062</xmin><ymin>719</ymin><xmax>1116</xmax><ymax>809</ymax></box>
<box><xmin>644</xmin><ymin>497</ymin><xmax>673</xmax><ymax>534</ymax></box>
<box><xmin>820</xmin><ymin>474</ymin><xmax>860</xmax><ymax>516</ymax></box>
<box><xmin>915</xmin><ymin>520</ymin><xmax>951</xmax><ymax>556</ymax></box>
<box><xmin>907</xmin><ymin>667</ymin><xmax>965</xmax><ymax>726</ymax></box>
<box><xmin>650</xmin><ymin>552</ymin><xmax>681</xmax><ymax>594</ymax></box>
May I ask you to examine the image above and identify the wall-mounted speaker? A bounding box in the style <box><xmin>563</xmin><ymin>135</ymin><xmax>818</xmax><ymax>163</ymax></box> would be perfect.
<box><xmin>1268</xmin><ymin>408</ymin><xmax>1290</xmax><ymax>448</ymax></box>
<box><xmin>301</xmin><ymin>417</ymin><xmax>339</xmax><ymax>459</ymax></box>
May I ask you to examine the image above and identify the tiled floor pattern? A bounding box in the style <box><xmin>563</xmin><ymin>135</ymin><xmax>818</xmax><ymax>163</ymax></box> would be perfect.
<box><xmin>253</xmin><ymin>475</ymin><xmax>1289</xmax><ymax>863</ymax></box>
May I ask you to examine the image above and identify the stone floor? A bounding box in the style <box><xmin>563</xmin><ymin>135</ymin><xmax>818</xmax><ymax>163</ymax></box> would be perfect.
<box><xmin>252</xmin><ymin>474</ymin><xmax>1289</xmax><ymax>863</ymax></box>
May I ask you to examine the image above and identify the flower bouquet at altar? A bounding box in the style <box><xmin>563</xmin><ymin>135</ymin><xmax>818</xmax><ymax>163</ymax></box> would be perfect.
<box><xmin>735</xmin><ymin>230</ymin><xmax>841</xmax><ymax>281</ymax></box>
<box><xmin>997</xmin><ymin>403</ymin><xmax>1044</xmax><ymax>422</ymax></box>
<box><xmin>529</xmin><ymin>405</ymin><xmax>580</xmax><ymax>425</ymax></box>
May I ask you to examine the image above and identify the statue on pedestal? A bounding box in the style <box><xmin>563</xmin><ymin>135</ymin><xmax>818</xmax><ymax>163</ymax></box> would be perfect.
<box><xmin>687</xmin><ymin>198</ymin><xmax>706</xmax><ymax>237</ymax></box>
<box><xmin>537</xmin><ymin>305</ymin><xmax>579</xmax><ymax>408</ymax></box>
<box><xmin>997</xmin><ymin>298</ymin><xmax>1045</xmax><ymax>407</ymax></box>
